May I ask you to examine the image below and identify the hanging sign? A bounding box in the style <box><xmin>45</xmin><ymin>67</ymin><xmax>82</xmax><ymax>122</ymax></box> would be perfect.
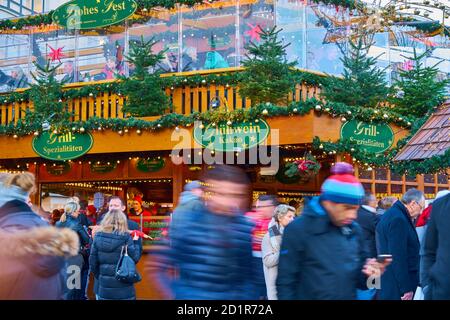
<box><xmin>340</xmin><ymin>120</ymin><xmax>394</xmax><ymax>154</ymax></box>
<box><xmin>52</xmin><ymin>0</ymin><xmax>138</xmax><ymax>30</ymax></box>
<box><xmin>136</xmin><ymin>157</ymin><xmax>165</xmax><ymax>173</ymax></box>
<box><xmin>90</xmin><ymin>162</ymin><xmax>117</xmax><ymax>174</ymax></box>
<box><xmin>32</xmin><ymin>131</ymin><xmax>93</xmax><ymax>161</ymax></box>
<box><xmin>193</xmin><ymin>120</ymin><xmax>270</xmax><ymax>152</ymax></box>
<box><xmin>46</xmin><ymin>162</ymin><xmax>71</xmax><ymax>176</ymax></box>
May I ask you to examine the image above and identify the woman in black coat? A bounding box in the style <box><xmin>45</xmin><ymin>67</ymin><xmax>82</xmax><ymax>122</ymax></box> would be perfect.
<box><xmin>89</xmin><ymin>209</ymin><xmax>141</xmax><ymax>300</ymax></box>
<box><xmin>56</xmin><ymin>200</ymin><xmax>91</xmax><ymax>300</ymax></box>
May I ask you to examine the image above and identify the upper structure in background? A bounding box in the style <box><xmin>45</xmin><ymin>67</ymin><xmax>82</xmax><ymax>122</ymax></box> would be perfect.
<box><xmin>0</xmin><ymin>0</ymin><xmax>448</xmax><ymax>93</ymax></box>
<box><xmin>395</xmin><ymin>100</ymin><xmax>450</xmax><ymax>161</ymax></box>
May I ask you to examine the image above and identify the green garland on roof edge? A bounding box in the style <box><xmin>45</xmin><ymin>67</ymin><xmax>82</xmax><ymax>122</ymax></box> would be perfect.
<box><xmin>0</xmin><ymin>0</ymin><xmax>365</xmax><ymax>31</ymax></box>
<box><xmin>310</xmin><ymin>116</ymin><xmax>444</xmax><ymax>175</ymax></box>
<box><xmin>0</xmin><ymin>70</ymin><xmax>325</xmax><ymax>105</ymax></box>
<box><xmin>0</xmin><ymin>98</ymin><xmax>415</xmax><ymax>136</ymax></box>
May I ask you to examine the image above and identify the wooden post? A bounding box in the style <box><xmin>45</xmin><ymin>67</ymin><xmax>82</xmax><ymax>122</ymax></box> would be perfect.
<box><xmin>172</xmin><ymin>162</ymin><xmax>183</xmax><ymax>208</ymax></box>
<box><xmin>417</xmin><ymin>174</ymin><xmax>425</xmax><ymax>193</ymax></box>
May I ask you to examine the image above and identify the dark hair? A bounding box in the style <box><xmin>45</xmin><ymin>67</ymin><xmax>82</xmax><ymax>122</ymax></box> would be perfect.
<box><xmin>362</xmin><ymin>192</ymin><xmax>376</xmax><ymax>206</ymax></box>
<box><xmin>258</xmin><ymin>194</ymin><xmax>279</xmax><ymax>206</ymax></box>
<box><xmin>288</xmin><ymin>200</ymin><xmax>299</xmax><ymax>208</ymax></box>
<box><xmin>79</xmin><ymin>200</ymin><xmax>88</xmax><ymax>211</ymax></box>
<box><xmin>201</xmin><ymin>165</ymin><xmax>250</xmax><ymax>186</ymax></box>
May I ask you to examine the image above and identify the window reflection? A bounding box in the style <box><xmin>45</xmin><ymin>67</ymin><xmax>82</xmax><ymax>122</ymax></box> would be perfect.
<box><xmin>128</xmin><ymin>11</ymin><xmax>180</xmax><ymax>75</ymax></box>
<box><xmin>239</xmin><ymin>0</ymin><xmax>275</xmax><ymax>65</ymax></box>
<box><xmin>0</xmin><ymin>1</ymin><xmax>448</xmax><ymax>94</ymax></box>
<box><xmin>0</xmin><ymin>33</ymin><xmax>31</xmax><ymax>91</ymax></box>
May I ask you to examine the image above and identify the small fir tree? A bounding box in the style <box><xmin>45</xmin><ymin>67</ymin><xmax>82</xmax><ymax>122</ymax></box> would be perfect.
<box><xmin>27</xmin><ymin>60</ymin><xmax>71</xmax><ymax>127</ymax></box>
<box><xmin>389</xmin><ymin>48</ymin><xmax>449</xmax><ymax>118</ymax></box>
<box><xmin>321</xmin><ymin>36</ymin><xmax>389</xmax><ymax>108</ymax></box>
<box><xmin>239</xmin><ymin>26</ymin><xmax>296</xmax><ymax>105</ymax></box>
<box><xmin>120</xmin><ymin>36</ymin><xmax>169</xmax><ymax>117</ymax></box>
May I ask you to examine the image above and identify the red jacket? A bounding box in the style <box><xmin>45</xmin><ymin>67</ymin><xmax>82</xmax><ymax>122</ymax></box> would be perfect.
<box><xmin>245</xmin><ymin>210</ymin><xmax>272</xmax><ymax>254</ymax></box>
<box><xmin>416</xmin><ymin>205</ymin><xmax>432</xmax><ymax>227</ymax></box>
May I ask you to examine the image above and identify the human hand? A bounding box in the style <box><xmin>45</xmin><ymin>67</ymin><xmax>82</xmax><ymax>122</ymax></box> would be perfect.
<box><xmin>362</xmin><ymin>258</ymin><xmax>390</xmax><ymax>277</ymax></box>
<box><xmin>401</xmin><ymin>291</ymin><xmax>414</xmax><ymax>300</ymax></box>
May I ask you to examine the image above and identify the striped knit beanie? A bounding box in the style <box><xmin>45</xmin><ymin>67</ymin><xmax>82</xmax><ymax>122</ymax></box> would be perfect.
<box><xmin>320</xmin><ymin>162</ymin><xmax>364</xmax><ymax>205</ymax></box>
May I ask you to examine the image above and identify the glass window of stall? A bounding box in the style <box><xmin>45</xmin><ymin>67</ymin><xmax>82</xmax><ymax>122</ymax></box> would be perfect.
<box><xmin>0</xmin><ymin>31</ymin><xmax>31</xmax><ymax>93</ymax></box>
<box><xmin>30</xmin><ymin>28</ymin><xmax>78</xmax><ymax>83</ymax></box>
<box><xmin>305</xmin><ymin>2</ymin><xmax>348</xmax><ymax>75</ymax></box>
<box><xmin>76</xmin><ymin>28</ymin><xmax>126</xmax><ymax>82</ymax></box>
<box><xmin>276</xmin><ymin>0</ymin><xmax>306</xmax><ymax>68</ymax></box>
<box><xmin>181</xmin><ymin>0</ymin><xmax>237</xmax><ymax>72</ymax></box>
<box><xmin>239</xmin><ymin>0</ymin><xmax>275</xmax><ymax>66</ymax></box>
<box><xmin>128</xmin><ymin>8</ymin><xmax>180</xmax><ymax>74</ymax></box>
<box><xmin>389</xmin><ymin>25</ymin><xmax>427</xmax><ymax>82</ymax></box>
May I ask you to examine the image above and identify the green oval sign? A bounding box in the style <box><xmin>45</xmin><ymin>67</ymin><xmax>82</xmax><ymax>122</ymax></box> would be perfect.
<box><xmin>194</xmin><ymin>120</ymin><xmax>270</xmax><ymax>152</ymax></box>
<box><xmin>340</xmin><ymin>120</ymin><xmax>394</xmax><ymax>154</ymax></box>
<box><xmin>32</xmin><ymin>132</ymin><xmax>93</xmax><ymax>161</ymax></box>
<box><xmin>52</xmin><ymin>0</ymin><xmax>138</xmax><ymax>30</ymax></box>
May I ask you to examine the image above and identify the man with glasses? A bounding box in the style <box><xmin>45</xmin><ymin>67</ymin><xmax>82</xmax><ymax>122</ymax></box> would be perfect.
<box><xmin>246</xmin><ymin>195</ymin><xmax>279</xmax><ymax>300</ymax></box>
<box><xmin>376</xmin><ymin>188</ymin><xmax>424</xmax><ymax>300</ymax></box>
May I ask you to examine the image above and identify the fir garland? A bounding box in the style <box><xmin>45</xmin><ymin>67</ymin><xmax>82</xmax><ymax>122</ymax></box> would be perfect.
<box><xmin>310</xmin><ymin>115</ymin><xmax>437</xmax><ymax>175</ymax></box>
<box><xmin>0</xmin><ymin>0</ymin><xmax>218</xmax><ymax>31</ymax></box>
<box><xmin>0</xmin><ymin>98</ymin><xmax>414</xmax><ymax>137</ymax></box>
<box><xmin>0</xmin><ymin>70</ymin><xmax>325</xmax><ymax>105</ymax></box>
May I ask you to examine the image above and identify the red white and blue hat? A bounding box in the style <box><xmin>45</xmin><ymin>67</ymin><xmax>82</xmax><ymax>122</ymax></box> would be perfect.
<box><xmin>320</xmin><ymin>162</ymin><xmax>365</xmax><ymax>205</ymax></box>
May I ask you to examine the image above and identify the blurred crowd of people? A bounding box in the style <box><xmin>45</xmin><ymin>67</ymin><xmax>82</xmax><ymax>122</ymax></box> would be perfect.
<box><xmin>1</xmin><ymin>163</ymin><xmax>450</xmax><ymax>300</ymax></box>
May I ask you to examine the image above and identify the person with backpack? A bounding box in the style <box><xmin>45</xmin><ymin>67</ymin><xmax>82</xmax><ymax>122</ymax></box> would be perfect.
<box><xmin>89</xmin><ymin>209</ymin><xmax>141</xmax><ymax>300</ymax></box>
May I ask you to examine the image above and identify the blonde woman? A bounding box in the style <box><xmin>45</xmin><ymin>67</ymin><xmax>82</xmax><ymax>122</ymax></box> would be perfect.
<box><xmin>0</xmin><ymin>172</ymin><xmax>78</xmax><ymax>299</ymax></box>
<box><xmin>261</xmin><ymin>204</ymin><xmax>296</xmax><ymax>300</ymax></box>
<box><xmin>89</xmin><ymin>209</ymin><xmax>141</xmax><ymax>300</ymax></box>
<box><xmin>56</xmin><ymin>200</ymin><xmax>90</xmax><ymax>248</ymax></box>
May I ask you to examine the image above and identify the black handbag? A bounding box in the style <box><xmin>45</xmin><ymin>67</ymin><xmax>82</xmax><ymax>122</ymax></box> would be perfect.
<box><xmin>115</xmin><ymin>245</ymin><xmax>141</xmax><ymax>284</ymax></box>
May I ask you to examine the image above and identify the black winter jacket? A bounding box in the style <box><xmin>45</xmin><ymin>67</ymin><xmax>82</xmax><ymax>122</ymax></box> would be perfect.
<box><xmin>277</xmin><ymin>197</ymin><xmax>369</xmax><ymax>300</ymax></box>
<box><xmin>89</xmin><ymin>231</ymin><xmax>141</xmax><ymax>300</ymax></box>
<box><xmin>422</xmin><ymin>194</ymin><xmax>450</xmax><ymax>299</ymax></box>
<box><xmin>356</xmin><ymin>206</ymin><xmax>379</xmax><ymax>259</ymax></box>
<box><xmin>56</xmin><ymin>215</ymin><xmax>90</xmax><ymax>251</ymax></box>
<box><xmin>376</xmin><ymin>201</ymin><xmax>420</xmax><ymax>300</ymax></box>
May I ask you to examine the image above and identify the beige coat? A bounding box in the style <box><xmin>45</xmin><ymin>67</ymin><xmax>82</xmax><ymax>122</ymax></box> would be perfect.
<box><xmin>261</xmin><ymin>225</ymin><xmax>282</xmax><ymax>300</ymax></box>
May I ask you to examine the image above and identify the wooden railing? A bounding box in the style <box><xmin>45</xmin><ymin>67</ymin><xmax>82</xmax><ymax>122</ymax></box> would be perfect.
<box><xmin>0</xmin><ymin>68</ymin><xmax>323</xmax><ymax>125</ymax></box>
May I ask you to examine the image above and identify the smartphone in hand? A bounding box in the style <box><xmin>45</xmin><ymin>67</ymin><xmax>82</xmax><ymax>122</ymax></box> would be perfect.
<box><xmin>377</xmin><ymin>254</ymin><xmax>393</xmax><ymax>263</ymax></box>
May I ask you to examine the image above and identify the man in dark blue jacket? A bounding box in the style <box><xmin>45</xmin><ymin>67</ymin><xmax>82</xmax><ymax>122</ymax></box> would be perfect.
<box><xmin>160</xmin><ymin>165</ymin><xmax>254</xmax><ymax>300</ymax></box>
<box><xmin>376</xmin><ymin>188</ymin><xmax>423</xmax><ymax>300</ymax></box>
<box><xmin>421</xmin><ymin>192</ymin><xmax>450</xmax><ymax>299</ymax></box>
<box><xmin>355</xmin><ymin>192</ymin><xmax>379</xmax><ymax>300</ymax></box>
<box><xmin>277</xmin><ymin>163</ymin><xmax>390</xmax><ymax>300</ymax></box>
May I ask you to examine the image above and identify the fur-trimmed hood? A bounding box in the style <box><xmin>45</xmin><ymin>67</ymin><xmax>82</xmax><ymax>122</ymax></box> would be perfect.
<box><xmin>0</xmin><ymin>226</ymin><xmax>79</xmax><ymax>257</ymax></box>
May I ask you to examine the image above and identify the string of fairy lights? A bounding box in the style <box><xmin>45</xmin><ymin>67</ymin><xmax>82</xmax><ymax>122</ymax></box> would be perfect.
<box><xmin>0</xmin><ymin>143</ymin><xmax>338</xmax><ymax>173</ymax></box>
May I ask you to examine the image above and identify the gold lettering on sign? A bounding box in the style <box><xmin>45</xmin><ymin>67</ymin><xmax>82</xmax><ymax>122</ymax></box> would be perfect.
<box><xmin>103</xmin><ymin>0</ymin><xmax>126</xmax><ymax>13</ymax></box>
